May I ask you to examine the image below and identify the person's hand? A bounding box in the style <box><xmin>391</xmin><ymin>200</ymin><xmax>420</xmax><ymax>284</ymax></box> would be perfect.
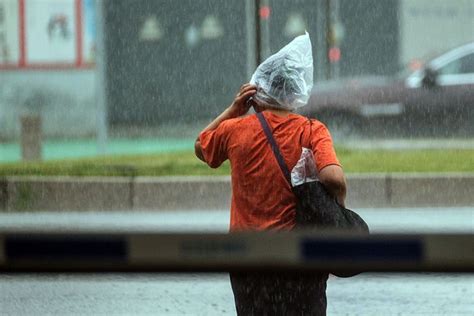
<box><xmin>227</xmin><ymin>83</ymin><xmax>257</xmax><ymax>117</ymax></box>
<box><xmin>195</xmin><ymin>83</ymin><xmax>257</xmax><ymax>161</ymax></box>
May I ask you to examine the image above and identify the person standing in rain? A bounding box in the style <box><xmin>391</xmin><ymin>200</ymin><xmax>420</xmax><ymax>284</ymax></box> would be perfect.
<box><xmin>195</xmin><ymin>33</ymin><xmax>346</xmax><ymax>315</ymax></box>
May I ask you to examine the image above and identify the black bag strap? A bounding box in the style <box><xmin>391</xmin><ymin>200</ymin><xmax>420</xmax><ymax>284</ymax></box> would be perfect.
<box><xmin>256</xmin><ymin>112</ymin><xmax>292</xmax><ymax>185</ymax></box>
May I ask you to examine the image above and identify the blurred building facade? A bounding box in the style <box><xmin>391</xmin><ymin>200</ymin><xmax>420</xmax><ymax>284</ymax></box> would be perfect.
<box><xmin>0</xmin><ymin>0</ymin><xmax>473</xmax><ymax>138</ymax></box>
<box><xmin>0</xmin><ymin>0</ymin><xmax>96</xmax><ymax>139</ymax></box>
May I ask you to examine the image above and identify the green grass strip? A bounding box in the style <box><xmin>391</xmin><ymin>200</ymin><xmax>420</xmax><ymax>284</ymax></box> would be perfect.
<box><xmin>0</xmin><ymin>148</ymin><xmax>473</xmax><ymax>177</ymax></box>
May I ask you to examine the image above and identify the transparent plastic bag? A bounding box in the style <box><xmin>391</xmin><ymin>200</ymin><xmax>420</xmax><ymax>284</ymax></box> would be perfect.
<box><xmin>250</xmin><ymin>32</ymin><xmax>313</xmax><ymax>110</ymax></box>
<box><xmin>291</xmin><ymin>147</ymin><xmax>319</xmax><ymax>187</ymax></box>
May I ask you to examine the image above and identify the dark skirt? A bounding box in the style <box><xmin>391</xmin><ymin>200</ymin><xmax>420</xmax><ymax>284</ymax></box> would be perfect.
<box><xmin>230</xmin><ymin>272</ymin><xmax>329</xmax><ymax>316</ymax></box>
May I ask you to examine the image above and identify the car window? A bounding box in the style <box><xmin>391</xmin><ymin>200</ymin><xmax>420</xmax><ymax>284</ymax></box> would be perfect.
<box><xmin>460</xmin><ymin>53</ymin><xmax>474</xmax><ymax>74</ymax></box>
<box><xmin>439</xmin><ymin>53</ymin><xmax>474</xmax><ymax>75</ymax></box>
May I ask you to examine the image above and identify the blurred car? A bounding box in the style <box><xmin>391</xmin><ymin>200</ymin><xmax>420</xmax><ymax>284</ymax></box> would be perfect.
<box><xmin>300</xmin><ymin>42</ymin><xmax>474</xmax><ymax>139</ymax></box>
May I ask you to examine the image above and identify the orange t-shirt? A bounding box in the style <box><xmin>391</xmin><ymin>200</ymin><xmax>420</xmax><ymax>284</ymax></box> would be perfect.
<box><xmin>199</xmin><ymin>111</ymin><xmax>341</xmax><ymax>232</ymax></box>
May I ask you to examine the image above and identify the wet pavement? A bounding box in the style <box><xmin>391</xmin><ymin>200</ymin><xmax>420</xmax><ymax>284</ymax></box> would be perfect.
<box><xmin>1</xmin><ymin>272</ymin><xmax>472</xmax><ymax>315</ymax></box>
<box><xmin>0</xmin><ymin>207</ymin><xmax>472</xmax><ymax>233</ymax></box>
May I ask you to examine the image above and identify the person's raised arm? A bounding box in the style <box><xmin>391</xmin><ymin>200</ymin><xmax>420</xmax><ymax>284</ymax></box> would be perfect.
<box><xmin>195</xmin><ymin>84</ymin><xmax>256</xmax><ymax>162</ymax></box>
<box><xmin>318</xmin><ymin>164</ymin><xmax>347</xmax><ymax>207</ymax></box>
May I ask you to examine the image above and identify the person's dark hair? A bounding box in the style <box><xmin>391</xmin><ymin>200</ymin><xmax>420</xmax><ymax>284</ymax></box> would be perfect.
<box><xmin>268</xmin><ymin>67</ymin><xmax>302</xmax><ymax>104</ymax></box>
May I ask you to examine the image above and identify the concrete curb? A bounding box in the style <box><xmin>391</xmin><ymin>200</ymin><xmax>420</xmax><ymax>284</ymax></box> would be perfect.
<box><xmin>0</xmin><ymin>174</ymin><xmax>473</xmax><ymax>211</ymax></box>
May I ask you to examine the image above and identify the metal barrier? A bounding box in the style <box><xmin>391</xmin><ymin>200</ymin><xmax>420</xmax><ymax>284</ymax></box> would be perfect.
<box><xmin>0</xmin><ymin>231</ymin><xmax>472</xmax><ymax>273</ymax></box>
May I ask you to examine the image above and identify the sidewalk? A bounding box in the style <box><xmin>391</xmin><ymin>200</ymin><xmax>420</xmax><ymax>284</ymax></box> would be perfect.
<box><xmin>3</xmin><ymin>137</ymin><xmax>474</xmax><ymax>163</ymax></box>
<box><xmin>0</xmin><ymin>138</ymin><xmax>195</xmax><ymax>163</ymax></box>
<box><xmin>342</xmin><ymin>138</ymin><xmax>474</xmax><ymax>150</ymax></box>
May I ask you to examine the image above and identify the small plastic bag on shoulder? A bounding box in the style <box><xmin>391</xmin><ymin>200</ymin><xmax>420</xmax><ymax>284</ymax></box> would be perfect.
<box><xmin>250</xmin><ymin>32</ymin><xmax>313</xmax><ymax>110</ymax></box>
<box><xmin>291</xmin><ymin>147</ymin><xmax>319</xmax><ymax>187</ymax></box>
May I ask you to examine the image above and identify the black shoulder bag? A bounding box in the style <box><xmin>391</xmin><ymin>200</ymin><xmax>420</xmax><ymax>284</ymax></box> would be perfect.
<box><xmin>257</xmin><ymin>112</ymin><xmax>369</xmax><ymax>277</ymax></box>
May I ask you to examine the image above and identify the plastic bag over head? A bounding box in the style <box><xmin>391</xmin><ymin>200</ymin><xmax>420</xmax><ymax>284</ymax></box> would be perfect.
<box><xmin>250</xmin><ymin>32</ymin><xmax>313</xmax><ymax>110</ymax></box>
